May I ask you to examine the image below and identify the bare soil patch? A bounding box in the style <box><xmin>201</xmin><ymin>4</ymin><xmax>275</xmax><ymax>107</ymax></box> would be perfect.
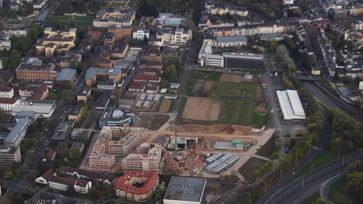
<box><xmin>220</xmin><ymin>73</ymin><xmax>243</xmax><ymax>83</ymax></box>
<box><xmin>159</xmin><ymin>99</ymin><xmax>172</xmax><ymax>113</ymax></box>
<box><xmin>182</xmin><ymin>97</ymin><xmax>221</xmax><ymax>121</ymax></box>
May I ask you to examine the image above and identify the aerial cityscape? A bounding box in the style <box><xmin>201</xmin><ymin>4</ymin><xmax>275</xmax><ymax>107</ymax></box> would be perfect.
<box><xmin>0</xmin><ymin>0</ymin><xmax>363</xmax><ymax>203</ymax></box>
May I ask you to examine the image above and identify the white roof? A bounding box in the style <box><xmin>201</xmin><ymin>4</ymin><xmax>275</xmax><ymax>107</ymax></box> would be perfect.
<box><xmin>276</xmin><ymin>90</ymin><xmax>306</xmax><ymax>120</ymax></box>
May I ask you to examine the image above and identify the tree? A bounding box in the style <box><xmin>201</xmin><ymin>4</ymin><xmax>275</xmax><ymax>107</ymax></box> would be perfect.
<box><xmin>163</xmin><ymin>64</ymin><xmax>178</xmax><ymax>82</ymax></box>
<box><xmin>3</xmin><ymin>170</ymin><xmax>14</xmax><ymax>180</ymax></box>
<box><xmin>5</xmin><ymin>50</ymin><xmax>21</xmax><ymax>69</ymax></box>
<box><xmin>346</xmin><ymin>172</ymin><xmax>363</xmax><ymax>202</ymax></box>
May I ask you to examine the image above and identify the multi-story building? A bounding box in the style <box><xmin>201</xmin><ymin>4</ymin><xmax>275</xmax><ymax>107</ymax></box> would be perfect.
<box><xmin>113</xmin><ymin>171</ymin><xmax>159</xmax><ymax>202</ymax></box>
<box><xmin>0</xmin><ymin>146</ymin><xmax>21</xmax><ymax>168</ymax></box>
<box><xmin>48</xmin><ymin>176</ymin><xmax>77</xmax><ymax>192</ymax></box>
<box><xmin>15</xmin><ymin>57</ymin><xmax>56</xmax><ymax>82</ymax></box>
<box><xmin>155</xmin><ymin>27</ymin><xmax>192</xmax><ymax>47</ymax></box>
<box><xmin>121</xmin><ymin>143</ymin><xmax>162</xmax><ymax>172</ymax></box>
<box><xmin>198</xmin><ymin>39</ymin><xmax>264</xmax><ymax>69</ymax></box>
<box><xmin>133</xmin><ymin>28</ymin><xmax>150</xmax><ymax>40</ymax></box>
<box><xmin>0</xmin><ymin>32</ymin><xmax>11</xmax><ymax>51</ymax></box>
<box><xmin>0</xmin><ymin>98</ymin><xmax>20</xmax><ymax>111</ymax></box>
<box><xmin>93</xmin><ymin>8</ymin><xmax>136</xmax><ymax>28</ymax></box>
<box><xmin>0</xmin><ymin>85</ymin><xmax>14</xmax><ymax>98</ymax></box>
<box><xmin>88</xmin><ymin>126</ymin><xmax>149</xmax><ymax>171</ymax></box>
<box><xmin>4</xmin><ymin>118</ymin><xmax>31</xmax><ymax>147</ymax></box>
<box><xmin>36</xmin><ymin>27</ymin><xmax>77</xmax><ymax>57</ymax></box>
<box><xmin>108</xmin><ymin>25</ymin><xmax>132</xmax><ymax>39</ymax></box>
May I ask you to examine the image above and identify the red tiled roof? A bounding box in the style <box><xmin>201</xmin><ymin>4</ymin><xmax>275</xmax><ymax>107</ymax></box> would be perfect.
<box><xmin>113</xmin><ymin>171</ymin><xmax>159</xmax><ymax>196</ymax></box>
<box><xmin>49</xmin><ymin>176</ymin><xmax>77</xmax><ymax>186</ymax></box>
<box><xmin>0</xmin><ymin>98</ymin><xmax>17</xmax><ymax>104</ymax></box>
<box><xmin>44</xmin><ymin>148</ymin><xmax>56</xmax><ymax>161</ymax></box>
<box><xmin>133</xmin><ymin>74</ymin><xmax>160</xmax><ymax>82</ymax></box>
<box><xmin>75</xmin><ymin>179</ymin><xmax>90</xmax><ymax>188</ymax></box>
<box><xmin>28</xmin><ymin>84</ymin><xmax>48</xmax><ymax>100</ymax></box>
<box><xmin>0</xmin><ymin>84</ymin><xmax>12</xmax><ymax>92</ymax></box>
<box><xmin>40</xmin><ymin>169</ymin><xmax>55</xmax><ymax>181</ymax></box>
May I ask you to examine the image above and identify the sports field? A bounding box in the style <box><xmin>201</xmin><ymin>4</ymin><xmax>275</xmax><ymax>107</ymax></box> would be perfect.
<box><xmin>181</xmin><ymin>71</ymin><xmax>268</xmax><ymax>127</ymax></box>
<box><xmin>182</xmin><ymin>97</ymin><xmax>221</xmax><ymax>121</ymax></box>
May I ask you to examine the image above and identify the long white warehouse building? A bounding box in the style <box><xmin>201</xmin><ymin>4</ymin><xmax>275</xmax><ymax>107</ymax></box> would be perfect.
<box><xmin>276</xmin><ymin>90</ymin><xmax>306</xmax><ymax>120</ymax></box>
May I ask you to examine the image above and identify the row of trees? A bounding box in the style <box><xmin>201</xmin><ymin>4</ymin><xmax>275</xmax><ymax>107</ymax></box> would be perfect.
<box><xmin>345</xmin><ymin>161</ymin><xmax>363</xmax><ymax>202</ymax></box>
<box><xmin>329</xmin><ymin>111</ymin><xmax>363</xmax><ymax>155</ymax></box>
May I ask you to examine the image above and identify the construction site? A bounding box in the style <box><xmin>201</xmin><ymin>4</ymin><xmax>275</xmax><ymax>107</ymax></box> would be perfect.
<box><xmin>159</xmin><ymin>127</ymin><xmax>274</xmax><ymax>180</ymax></box>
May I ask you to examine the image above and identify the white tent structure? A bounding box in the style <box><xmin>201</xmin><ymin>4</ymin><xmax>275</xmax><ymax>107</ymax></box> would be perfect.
<box><xmin>276</xmin><ymin>90</ymin><xmax>306</xmax><ymax>120</ymax></box>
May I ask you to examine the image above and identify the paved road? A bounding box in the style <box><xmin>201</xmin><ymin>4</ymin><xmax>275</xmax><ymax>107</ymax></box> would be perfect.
<box><xmin>265</xmin><ymin>150</ymin><xmax>363</xmax><ymax>204</ymax></box>
<box><xmin>256</xmin><ymin>110</ymin><xmax>331</xmax><ymax>204</ymax></box>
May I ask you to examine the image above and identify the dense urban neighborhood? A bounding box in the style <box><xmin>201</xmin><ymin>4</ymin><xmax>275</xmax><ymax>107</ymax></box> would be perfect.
<box><xmin>0</xmin><ymin>0</ymin><xmax>363</xmax><ymax>204</ymax></box>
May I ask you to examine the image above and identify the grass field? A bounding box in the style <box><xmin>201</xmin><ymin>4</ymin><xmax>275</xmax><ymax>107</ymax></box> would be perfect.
<box><xmin>219</xmin><ymin>99</ymin><xmax>268</xmax><ymax>127</ymax></box>
<box><xmin>210</xmin><ymin>82</ymin><xmax>258</xmax><ymax>98</ymax></box>
<box><xmin>45</xmin><ymin>15</ymin><xmax>94</xmax><ymax>28</ymax></box>
<box><xmin>182</xmin><ymin>71</ymin><xmax>267</xmax><ymax>127</ymax></box>
<box><xmin>140</xmin><ymin>114</ymin><xmax>170</xmax><ymax>130</ymax></box>
<box><xmin>239</xmin><ymin>158</ymin><xmax>268</xmax><ymax>183</ymax></box>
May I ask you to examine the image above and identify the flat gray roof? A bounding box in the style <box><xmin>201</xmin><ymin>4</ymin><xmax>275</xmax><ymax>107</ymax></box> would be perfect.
<box><xmin>5</xmin><ymin>118</ymin><xmax>30</xmax><ymax>145</ymax></box>
<box><xmin>164</xmin><ymin>176</ymin><xmax>207</xmax><ymax>202</ymax></box>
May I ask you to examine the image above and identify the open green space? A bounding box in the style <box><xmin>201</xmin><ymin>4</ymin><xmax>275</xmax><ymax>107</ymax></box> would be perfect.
<box><xmin>219</xmin><ymin>99</ymin><xmax>267</xmax><ymax>127</ymax></box>
<box><xmin>140</xmin><ymin>114</ymin><xmax>170</xmax><ymax>130</ymax></box>
<box><xmin>296</xmin><ymin>147</ymin><xmax>337</xmax><ymax>178</ymax></box>
<box><xmin>45</xmin><ymin>15</ymin><xmax>94</xmax><ymax>28</ymax></box>
<box><xmin>182</xmin><ymin>71</ymin><xmax>267</xmax><ymax>127</ymax></box>
<box><xmin>209</xmin><ymin>81</ymin><xmax>257</xmax><ymax>98</ymax></box>
<box><xmin>239</xmin><ymin>158</ymin><xmax>268</xmax><ymax>183</ymax></box>
<box><xmin>329</xmin><ymin>178</ymin><xmax>358</xmax><ymax>204</ymax></box>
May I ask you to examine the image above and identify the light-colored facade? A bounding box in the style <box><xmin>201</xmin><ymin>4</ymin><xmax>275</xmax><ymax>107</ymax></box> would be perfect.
<box><xmin>36</xmin><ymin>27</ymin><xmax>77</xmax><ymax>57</ymax></box>
<box><xmin>88</xmin><ymin>126</ymin><xmax>150</xmax><ymax>171</ymax></box>
<box><xmin>121</xmin><ymin>143</ymin><xmax>162</xmax><ymax>172</ymax></box>
<box><xmin>155</xmin><ymin>27</ymin><xmax>192</xmax><ymax>47</ymax></box>
<box><xmin>0</xmin><ymin>98</ymin><xmax>20</xmax><ymax>111</ymax></box>
<box><xmin>0</xmin><ymin>146</ymin><xmax>21</xmax><ymax>168</ymax></box>
<box><xmin>0</xmin><ymin>85</ymin><xmax>14</xmax><ymax>98</ymax></box>
<box><xmin>133</xmin><ymin>28</ymin><xmax>150</xmax><ymax>40</ymax></box>
<box><xmin>93</xmin><ymin>8</ymin><xmax>136</xmax><ymax>28</ymax></box>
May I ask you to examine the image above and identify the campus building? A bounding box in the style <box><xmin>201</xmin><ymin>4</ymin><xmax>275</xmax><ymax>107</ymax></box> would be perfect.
<box><xmin>198</xmin><ymin>39</ymin><xmax>264</xmax><ymax>69</ymax></box>
<box><xmin>15</xmin><ymin>57</ymin><xmax>56</xmax><ymax>82</ymax></box>
<box><xmin>93</xmin><ymin>8</ymin><xmax>136</xmax><ymax>28</ymax></box>
<box><xmin>35</xmin><ymin>27</ymin><xmax>77</xmax><ymax>57</ymax></box>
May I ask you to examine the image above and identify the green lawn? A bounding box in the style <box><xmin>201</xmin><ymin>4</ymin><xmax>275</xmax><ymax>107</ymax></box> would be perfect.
<box><xmin>239</xmin><ymin>158</ymin><xmax>268</xmax><ymax>184</ymax></box>
<box><xmin>296</xmin><ymin>147</ymin><xmax>337</xmax><ymax>178</ymax></box>
<box><xmin>209</xmin><ymin>81</ymin><xmax>257</xmax><ymax>98</ymax></box>
<box><xmin>188</xmin><ymin>71</ymin><xmax>221</xmax><ymax>81</ymax></box>
<box><xmin>329</xmin><ymin>178</ymin><xmax>358</xmax><ymax>204</ymax></box>
<box><xmin>219</xmin><ymin>99</ymin><xmax>268</xmax><ymax>127</ymax></box>
<box><xmin>46</xmin><ymin>15</ymin><xmax>94</xmax><ymax>28</ymax></box>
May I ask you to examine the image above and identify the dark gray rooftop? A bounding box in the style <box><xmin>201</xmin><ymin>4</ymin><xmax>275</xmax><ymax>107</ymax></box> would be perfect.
<box><xmin>164</xmin><ymin>176</ymin><xmax>207</xmax><ymax>202</ymax></box>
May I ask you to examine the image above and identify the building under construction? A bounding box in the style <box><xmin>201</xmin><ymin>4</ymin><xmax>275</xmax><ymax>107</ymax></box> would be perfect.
<box><xmin>88</xmin><ymin>126</ymin><xmax>150</xmax><ymax>171</ymax></box>
<box><xmin>121</xmin><ymin>143</ymin><xmax>163</xmax><ymax>172</ymax></box>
